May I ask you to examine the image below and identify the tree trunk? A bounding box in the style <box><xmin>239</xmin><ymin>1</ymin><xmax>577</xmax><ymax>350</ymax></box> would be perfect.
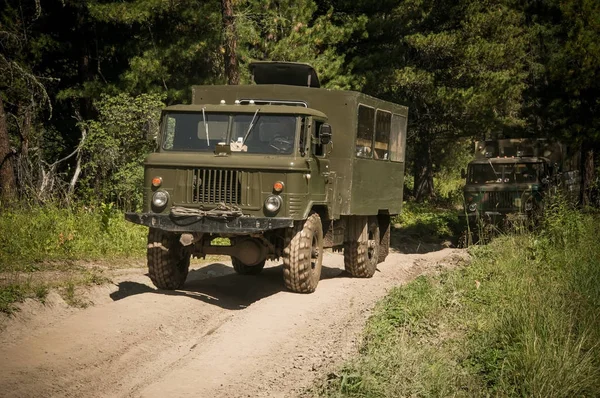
<box><xmin>0</xmin><ymin>96</ymin><xmax>17</xmax><ymax>204</ymax></box>
<box><xmin>413</xmin><ymin>139</ymin><xmax>436</xmax><ymax>202</ymax></box>
<box><xmin>581</xmin><ymin>145</ymin><xmax>594</xmax><ymax>207</ymax></box>
<box><xmin>221</xmin><ymin>0</ymin><xmax>240</xmax><ymax>85</ymax></box>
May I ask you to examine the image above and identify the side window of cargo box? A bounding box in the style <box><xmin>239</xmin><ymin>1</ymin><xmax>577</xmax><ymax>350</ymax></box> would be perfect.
<box><xmin>356</xmin><ymin>105</ymin><xmax>375</xmax><ymax>158</ymax></box>
<box><xmin>390</xmin><ymin>114</ymin><xmax>407</xmax><ymax>162</ymax></box>
<box><xmin>374</xmin><ymin>110</ymin><xmax>391</xmax><ymax>160</ymax></box>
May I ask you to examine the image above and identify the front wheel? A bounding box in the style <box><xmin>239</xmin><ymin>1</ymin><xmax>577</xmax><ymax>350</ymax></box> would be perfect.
<box><xmin>147</xmin><ymin>228</ymin><xmax>191</xmax><ymax>290</ymax></box>
<box><xmin>282</xmin><ymin>213</ymin><xmax>324</xmax><ymax>293</ymax></box>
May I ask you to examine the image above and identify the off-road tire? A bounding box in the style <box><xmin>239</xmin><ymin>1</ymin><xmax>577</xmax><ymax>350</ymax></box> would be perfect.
<box><xmin>232</xmin><ymin>257</ymin><xmax>266</xmax><ymax>275</ymax></box>
<box><xmin>282</xmin><ymin>213</ymin><xmax>324</xmax><ymax>293</ymax></box>
<box><xmin>147</xmin><ymin>228</ymin><xmax>190</xmax><ymax>290</ymax></box>
<box><xmin>377</xmin><ymin>214</ymin><xmax>390</xmax><ymax>263</ymax></box>
<box><xmin>344</xmin><ymin>216</ymin><xmax>380</xmax><ymax>278</ymax></box>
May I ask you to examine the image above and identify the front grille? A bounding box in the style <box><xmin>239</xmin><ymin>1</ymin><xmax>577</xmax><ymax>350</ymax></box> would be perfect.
<box><xmin>483</xmin><ymin>191</ymin><xmax>515</xmax><ymax>209</ymax></box>
<box><xmin>189</xmin><ymin>169</ymin><xmax>241</xmax><ymax>205</ymax></box>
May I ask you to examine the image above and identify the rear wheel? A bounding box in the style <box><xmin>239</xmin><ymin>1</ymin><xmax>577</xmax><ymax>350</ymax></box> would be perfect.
<box><xmin>282</xmin><ymin>213</ymin><xmax>323</xmax><ymax>293</ymax></box>
<box><xmin>232</xmin><ymin>257</ymin><xmax>266</xmax><ymax>275</ymax></box>
<box><xmin>344</xmin><ymin>216</ymin><xmax>380</xmax><ymax>278</ymax></box>
<box><xmin>377</xmin><ymin>214</ymin><xmax>390</xmax><ymax>263</ymax></box>
<box><xmin>147</xmin><ymin>228</ymin><xmax>191</xmax><ymax>290</ymax></box>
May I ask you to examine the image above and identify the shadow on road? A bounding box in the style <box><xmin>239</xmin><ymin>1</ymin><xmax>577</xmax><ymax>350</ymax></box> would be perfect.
<box><xmin>110</xmin><ymin>261</ymin><xmax>346</xmax><ymax>310</ymax></box>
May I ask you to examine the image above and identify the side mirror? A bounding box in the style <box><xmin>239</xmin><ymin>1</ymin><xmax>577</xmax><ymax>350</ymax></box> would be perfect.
<box><xmin>461</xmin><ymin>168</ymin><xmax>466</xmax><ymax>179</ymax></box>
<box><xmin>145</xmin><ymin>119</ymin><xmax>158</xmax><ymax>141</ymax></box>
<box><xmin>319</xmin><ymin>124</ymin><xmax>332</xmax><ymax>145</ymax></box>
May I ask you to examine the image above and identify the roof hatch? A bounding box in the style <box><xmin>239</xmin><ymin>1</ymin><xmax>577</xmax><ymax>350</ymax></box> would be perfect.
<box><xmin>249</xmin><ymin>61</ymin><xmax>320</xmax><ymax>88</ymax></box>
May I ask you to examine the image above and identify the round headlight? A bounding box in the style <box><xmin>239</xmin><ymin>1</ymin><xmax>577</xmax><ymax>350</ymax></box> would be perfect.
<box><xmin>152</xmin><ymin>191</ymin><xmax>169</xmax><ymax>208</ymax></box>
<box><xmin>265</xmin><ymin>195</ymin><xmax>282</xmax><ymax>213</ymax></box>
<box><xmin>468</xmin><ymin>203</ymin><xmax>477</xmax><ymax>212</ymax></box>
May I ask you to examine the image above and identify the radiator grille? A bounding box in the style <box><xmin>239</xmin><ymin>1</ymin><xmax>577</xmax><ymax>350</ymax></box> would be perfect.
<box><xmin>189</xmin><ymin>169</ymin><xmax>241</xmax><ymax>205</ymax></box>
<box><xmin>483</xmin><ymin>191</ymin><xmax>515</xmax><ymax>209</ymax></box>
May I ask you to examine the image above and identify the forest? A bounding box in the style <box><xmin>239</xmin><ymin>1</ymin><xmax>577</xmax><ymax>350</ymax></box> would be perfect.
<box><xmin>1</xmin><ymin>0</ymin><xmax>599</xmax><ymax>208</ymax></box>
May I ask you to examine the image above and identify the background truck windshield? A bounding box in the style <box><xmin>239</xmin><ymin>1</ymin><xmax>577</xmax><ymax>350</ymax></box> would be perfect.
<box><xmin>468</xmin><ymin>162</ymin><xmax>543</xmax><ymax>184</ymax></box>
<box><xmin>162</xmin><ymin>112</ymin><xmax>297</xmax><ymax>154</ymax></box>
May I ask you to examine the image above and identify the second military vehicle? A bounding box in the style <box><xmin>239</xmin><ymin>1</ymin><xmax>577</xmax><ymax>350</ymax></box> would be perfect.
<box><xmin>126</xmin><ymin>62</ymin><xmax>408</xmax><ymax>293</ymax></box>
<box><xmin>460</xmin><ymin>137</ymin><xmax>581</xmax><ymax>235</ymax></box>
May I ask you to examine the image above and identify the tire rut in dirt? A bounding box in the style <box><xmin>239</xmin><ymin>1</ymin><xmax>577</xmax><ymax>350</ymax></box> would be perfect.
<box><xmin>282</xmin><ymin>213</ymin><xmax>323</xmax><ymax>293</ymax></box>
<box><xmin>344</xmin><ymin>216</ymin><xmax>380</xmax><ymax>278</ymax></box>
<box><xmin>147</xmin><ymin>228</ymin><xmax>191</xmax><ymax>289</ymax></box>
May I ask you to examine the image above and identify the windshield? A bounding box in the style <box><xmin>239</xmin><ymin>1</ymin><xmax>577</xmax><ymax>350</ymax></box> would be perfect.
<box><xmin>468</xmin><ymin>162</ymin><xmax>543</xmax><ymax>184</ymax></box>
<box><xmin>162</xmin><ymin>112</ymin><xmax>297</xmax><ymax>155</ymax></box>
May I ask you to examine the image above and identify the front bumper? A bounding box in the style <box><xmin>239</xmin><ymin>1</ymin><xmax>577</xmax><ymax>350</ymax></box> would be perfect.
<box><xmin>125</xmin><ymin>212</ymin><xmax>294</xmax><ymax>233</ymax></box>
<box><xmin>459</xmin><ymin>210</ymin><xmax>529</xmax><ymax>224</ymax></box>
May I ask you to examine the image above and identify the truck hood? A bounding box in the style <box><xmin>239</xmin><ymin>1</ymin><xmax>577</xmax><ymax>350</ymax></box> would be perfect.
<box><xmin>144</xmin><ymin>152</ymin><xmax>310</xmax><ymax>171</ymax></box>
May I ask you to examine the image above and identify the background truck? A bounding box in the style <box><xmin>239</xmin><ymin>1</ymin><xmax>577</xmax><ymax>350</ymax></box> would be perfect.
<box><xmin>460</xmin><ymin>137</ymin><xmax>581</xmax><ymax>233</ymax></box>
<box><xmin>126</xmin><ymin>62</ymin><xmax>408</xmax><ymax>293</ymax></box>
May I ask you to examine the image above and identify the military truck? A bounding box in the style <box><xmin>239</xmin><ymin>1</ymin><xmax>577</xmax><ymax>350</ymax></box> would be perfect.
<box><xmin>125</xmin><ymin>62</ymin><xmax>408</xmax><ymax>293</ymax></box>
<box><xmin>459</xmin><ymin>137</ymin><xmax>581</xmax><ymax>233</ymax></box>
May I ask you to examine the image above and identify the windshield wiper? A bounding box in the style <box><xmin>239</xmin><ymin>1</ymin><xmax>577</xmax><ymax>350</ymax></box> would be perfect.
<box><xmin>242</xmin><ymin>108</ymin><xmax>260</xmax><ymax>145</ymax></box>
<box><xmin>202</xmin><ymin>107</ymin><xmax>209</xmax><ymax>146</ymax></box>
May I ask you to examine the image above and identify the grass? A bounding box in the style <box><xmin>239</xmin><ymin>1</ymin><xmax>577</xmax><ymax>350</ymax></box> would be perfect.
<box><xmin>392</xmin><ymin>201</ymin><xmax>461</xmax><ymax>243</ymax></box>
<box><xmin>0</xmin><ymin>204</ymin><xmax>146</xmax><ymax>314</ymax></box>
<box><xmin>316</xmin><ymin>196</ymin><xmax>600</xmax><ymax>397</ymax></box>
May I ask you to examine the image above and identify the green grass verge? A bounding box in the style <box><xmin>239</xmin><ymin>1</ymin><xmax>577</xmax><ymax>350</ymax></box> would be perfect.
<box><xmin>0</xmin><ymin>205</ymin><xmax>147</xmax><ymax>269</ymax></box>
<box><xmin>317</xmin><ymin>200</ymin><xmax>600</xmax><ymax>397</ymax></box>
<box><xmin>0</xmin><ymin>204</ymin><xmax>147</xmax><ymax>314</ymax></box>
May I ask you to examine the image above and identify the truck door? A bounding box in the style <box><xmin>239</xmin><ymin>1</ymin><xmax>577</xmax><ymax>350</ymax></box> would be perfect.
<box><xmin>306</xmin><ymin>119</ymin><xmax>329</xmax><ymax>205</ymax></box>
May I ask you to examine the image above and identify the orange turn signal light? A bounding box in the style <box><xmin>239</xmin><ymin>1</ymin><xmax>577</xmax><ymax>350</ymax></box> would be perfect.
<box><xmin>273</xmin><ymin>181</ymin><xmax>284</xmax><ymax>193</ymax></box>
<box><xmin>152</xmin><ymin>177</ymin><xmax>163</xmax><ymax>187</ymax></box>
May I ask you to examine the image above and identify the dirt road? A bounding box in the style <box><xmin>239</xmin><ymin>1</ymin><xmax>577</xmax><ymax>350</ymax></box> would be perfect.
<box><xmin>0</xmin><ymin>246</ymin><xmax>466</xmax><ymax>398</ymax></box>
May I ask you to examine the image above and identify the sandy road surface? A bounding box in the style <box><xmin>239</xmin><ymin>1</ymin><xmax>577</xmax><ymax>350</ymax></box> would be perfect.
<box><xmin>0</xmin><ymin>247</ymin><xmax>467</xmax><ymax>398</ymax></box>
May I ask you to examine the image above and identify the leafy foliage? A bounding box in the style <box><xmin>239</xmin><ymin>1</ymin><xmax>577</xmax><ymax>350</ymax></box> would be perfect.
<box><xmin>79</xmin><ymin>93</ymin><xmax>164</xmax><ymax>209</ymax></box>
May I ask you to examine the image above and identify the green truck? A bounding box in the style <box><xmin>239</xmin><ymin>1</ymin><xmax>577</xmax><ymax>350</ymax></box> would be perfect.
<box><xmin>126</xmin><ymin>62</ymin><xmax>408</xmax><ymax>293</ymax></box>
<box><xmin>460</xmin><ymin>137</ymin><xmax>581</xmax><ymax>235</ymax></box>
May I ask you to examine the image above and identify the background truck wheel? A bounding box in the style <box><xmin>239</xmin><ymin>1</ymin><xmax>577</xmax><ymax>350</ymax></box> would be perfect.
<box><xmin>231</xmin><ymin>257</ymin><xmax>266</xmax><ymax>275</ymax></box>
<box><xmin>282</xmin><ymin>213</ymin><xmax>323</xmax><ymax>293</ymax></box>
<box><xmin>147</xmin><ymin>228</ymin><xmax>190</xmax><ymax>290</ymax></box>
<box><xmin>344</xmin><ymin>216</ymin><xmax>380</xmax><ymax>278</ymax></box>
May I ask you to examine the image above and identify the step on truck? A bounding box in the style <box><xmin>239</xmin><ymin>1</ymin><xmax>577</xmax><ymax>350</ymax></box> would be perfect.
<box><xmin>125</xmin><ymin>62</ymin><xmax>408</xmax><ymax>293</ymax></box>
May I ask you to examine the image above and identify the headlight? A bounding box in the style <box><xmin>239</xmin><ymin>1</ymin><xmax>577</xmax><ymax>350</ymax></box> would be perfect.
<box><xmin>264</xmin><ymin>195</ymin><xmax>282</xmax><ymax>213</ymax></box>
<box><xmin>468</xmin><ymin>203</ymin><xmax>477</xmax><ymax>212</ymax></box>
<box><xmin>525</xmin><ymin>201</ymin><xmax>533</xmax><ymax>211</ymax></box>
<box><xmin>152</xmin><ymin>191</ymin><xmax>169</xmax><ymax>208</ymax></box>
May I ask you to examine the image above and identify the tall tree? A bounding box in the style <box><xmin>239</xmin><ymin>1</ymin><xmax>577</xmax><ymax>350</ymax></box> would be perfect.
<box><xmin>222</xmin><ymin>0</ymin><xmax>240</xmax><ymax>84</ymax></box>
<box><xmin>0</xmin><ymin>96</ymin><xmax>17</xmax><ymax>204</ymax></box>
<box><xmin>343</xmin><ymin>0</ymin><xmax>530</xmax><ymax>201</ymax></box>
<box><xmin>234</xmin><ymin>0</ymin><xmax>367</xmax><ymax>88</ymax></box>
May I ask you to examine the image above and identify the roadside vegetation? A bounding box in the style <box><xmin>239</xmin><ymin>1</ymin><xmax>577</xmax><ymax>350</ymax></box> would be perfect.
<box><xmin>317</xmin><ymin>195</ymin><xmax>600</xmax><ymax>397</ymax></box>
<box><xmin>0</xmin><ymin>205</ymin><xmax>146</xmax><ymax>314</ymax></box>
